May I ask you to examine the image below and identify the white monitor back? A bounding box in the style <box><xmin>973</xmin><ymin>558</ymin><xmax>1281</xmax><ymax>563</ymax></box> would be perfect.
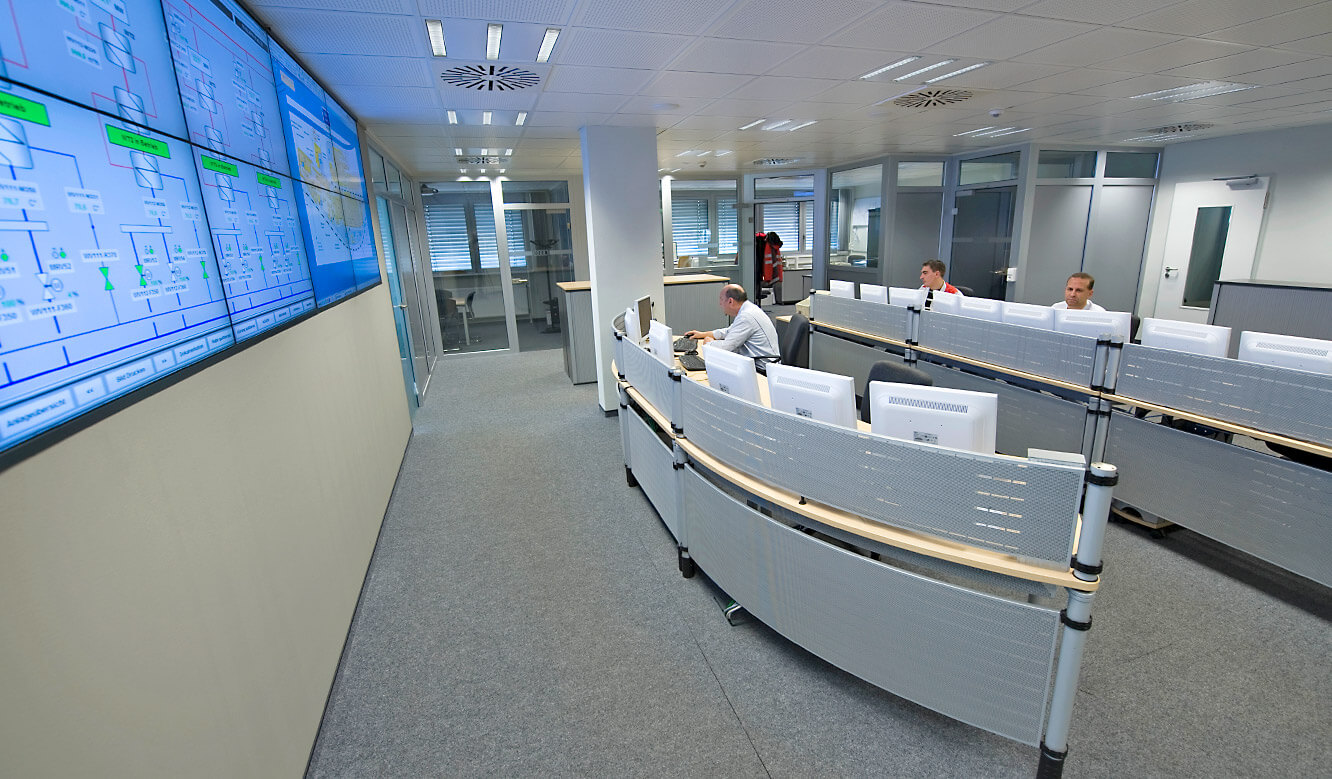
<box><xmin>623</xmin><ymin>306</ymin><xmax>641</xmax><ymax>345</ymax></box>
<box><xmin>868</xmin><ymin>382</ymin><xmax>998</xmax><ymax>454</ymax></box>
<box><xmin>1237</xmin><ymin>331</ymin><xmax>1332</xmax><ymax>375</ymax></box>
<box><xmin>929</xmin><ymin>291</ymin><xmax>962</xmax><ymax>314</ymax></box>
<box><xmin>957</xmin><ymin>297</ymin><xmax>1002</xmax><ymax>322</ymax></box>
<box><xmin>647</xmin><ymin>320</ymin><xmax>674</xmax><ymax>366</ymax></box>
<box><xmin>764</xmin><ymin>363</ymin><xmax>857</xmax><ymax>429</ymax></box>
<box><xmin>829</xmin><ymin>280</ymin><xmax>856</xmax><ymax>299</ymax></box>
<box><xmin>1139</xmin><ymin>318</ymin><xmax>1230</xmax><ymax>357</ymax></box>
<box><xmin>1054</xmin><ymin>309</ymin><xmax>1131</xmax><ymax>340</ymax></box>
<box><xmin>889</xmin><ymin>287</ymin><xmax>927</xmax><ymax>308</ymax></box>
<box><xmin>700</xmin><ymin>343</ymin><xmax>761</xmax><ymax>403</ymax></box>
<box><xmin>1000</xmin><ymin>301</ymin><xmax>1055</xmax><ymax>330</ymax></box>
<box><xmin>860</xmin><ymin>283</ymin><xmax>888</xmax><ymax>304</ymax></box>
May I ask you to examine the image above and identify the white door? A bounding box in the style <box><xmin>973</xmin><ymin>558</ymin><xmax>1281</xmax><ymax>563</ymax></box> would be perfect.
<box><xmin>1153</xmin><ymin>177</ymin><xmax>1268</xmax><ymax>323</ymax></box>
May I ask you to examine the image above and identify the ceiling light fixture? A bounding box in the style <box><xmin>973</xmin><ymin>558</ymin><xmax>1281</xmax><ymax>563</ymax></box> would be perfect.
<box><xmin>714</xmin><ymin>150</ymin><xmax>732</xmax><ymax>156</ymax></box>
<box><xmin>987</xmin><ymin>127</ymin><xmax>1029</xmax><ymax>137</ymax></box>
<box><xmin>860</xmin><ymin>57</ymin><xmax>920</xmax><ymax>80</ymax></box>
<box><xmin>447</xmin><ymin>110</ymin><xmax>458</xmax><ymax>124</ymax></box>
<box><xmin>504</xmin><ymin>148</ymin><xmax>513</xmax><ymax>155</ymax></box>
<box><xmin>486</xmin><ymin>23</ymin><xmax>503</xmax><ymax>61</ymax></box>
<box><xmin>762</xmin><ymin>119</ymin><xmax>791</xmax><ymax>131</ymax></box>
<box><xmin>953</xmin><ymin>126</ymin><xmax>993</xmax><ymax>136</ymax></box>
<box><xmin>536</xmin><ymin>28</ymin><xmax>560</xmax><ymax>63</ymax></box>
<box><xmin>696</xmin><ymin>150</ymin><xmax>712</xmax><ymax>157</ymax></box>
<box><xmin>482</xmin><ymin>110</ymin><xmax>492</xmax><ymax>125</ymax></box>
<box><xmin>872</xmin><ymin>89</ymin><xmax>923</xmax><ymax>106</ymax></box>
<box><xmin>454</xmin><ymin>147</ymin><xmax>463</xmax><ymax>155</ymax></box>
<box><xmin>787</xmin><ymin>120</ymin><xmax>817</xmax><ymax>131</ymax></box>
<box><xmin>972</xmin><ymin>127</ymin><xmax>1016</xmax><ymax>137</ymax></box>
<box><xmin>669</xmin><ymin>168</ymin><xmax>682</xmax><ymax>173</ymax></box>
<box><xmin>515</xmin><ymin>112</ymin><xmax>527</xmax><ymax>126</ymax></box>
<box><xmin>1130</xmin><ymin>80</ymin><xmax>1257</xmax><ymax>102</ymax></box>
<box><xmin>675</xmin><ymin>150</ymin><xmax>696</xmax><ymax>157</ymax></box>
<box><xmin>425</xmin><ymin>20</ymin><xmax>447</xmax><ymax>57</ymax></box>
<box><xmin>738</xmin><ymin>119</ymin><xmax>765</xmax><ymax>130</ymax></box>
<box><xmin>894</xmin><ymin>60</ymin><xmax>955</xmax><ymax>82</ymax></box>
<box><xmin>925</xmin><ymin>62</ymin><xmax>988</xmax><ymax>84</ymax></box>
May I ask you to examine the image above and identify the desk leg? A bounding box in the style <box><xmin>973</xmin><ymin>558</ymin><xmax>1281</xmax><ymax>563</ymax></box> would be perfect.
<box><xmin>463</xmin><ymin>314</ymin><xmax>471</xmax><ymax>344</ymax></box>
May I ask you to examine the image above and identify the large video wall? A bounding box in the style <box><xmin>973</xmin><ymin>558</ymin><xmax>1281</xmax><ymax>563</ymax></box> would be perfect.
<box><xmin>0</xmin><ymin>0</ymin><xmax>379</xmax><ymax>459</ymax></box>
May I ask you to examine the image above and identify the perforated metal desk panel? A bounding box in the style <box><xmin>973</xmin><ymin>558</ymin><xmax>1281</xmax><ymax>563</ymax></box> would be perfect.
<box><xmin>619</xmin><ymin>339</ymin><xmax>681</xmax><ymax>431</ymax></box>
<box><xmin>918</xmin><ymin>311</ymin><xmax>1101</xmax><ymax>388</ymax></box>
<box><xmin>809</xmin><ymin>293</ymin><xmax>912</xmax><ymax>343</ymax></box>
<box><xmin>623</xmin><ymin>408</ymin><xmax>683</xmax><ymax>543</ymax></box>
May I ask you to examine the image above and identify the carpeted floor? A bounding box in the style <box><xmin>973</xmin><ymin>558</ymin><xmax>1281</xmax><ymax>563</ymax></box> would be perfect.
<box><xmin>307</xmin><ymin>347</ymin><xmax>1331</xmax><ymax>778</ymax></box>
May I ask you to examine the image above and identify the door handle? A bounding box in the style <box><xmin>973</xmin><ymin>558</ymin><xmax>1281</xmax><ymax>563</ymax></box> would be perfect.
<box><xmin>1164</xmin><ymin>266</ymin><xmax>1178</xmax><ymax>278</ymax></box>
<box><xmin>395</xmin><ymin>304</ymin><xmax>408</xmax><ymax>310</ymax></box>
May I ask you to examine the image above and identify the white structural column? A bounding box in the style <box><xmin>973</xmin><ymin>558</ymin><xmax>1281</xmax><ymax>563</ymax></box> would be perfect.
<box><xmin>581</xmin><ymin>125</ymin><xmax>665</xmax><ymax>411</ymax></box>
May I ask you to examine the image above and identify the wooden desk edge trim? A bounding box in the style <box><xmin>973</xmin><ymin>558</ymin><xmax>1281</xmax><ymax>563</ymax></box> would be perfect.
<box><xmin>1103</xmin><ymin>393</ymin><xmax>1332</xmax><ymax>458</ymax></box>
<box><xmin>622</xmin><ymin>383</ymin><xmax>677</xmax><ymax>438</ymax></box>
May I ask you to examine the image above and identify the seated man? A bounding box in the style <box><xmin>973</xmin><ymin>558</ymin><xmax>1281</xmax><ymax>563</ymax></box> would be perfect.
<box><xmin>684</xmin><ymin>284</ymin><xmax>780</xmax><ymax>362</ymax></box>
<box><xmin>1052</xmin><ymin>272</ymin><xmax>1105</xmax><ymax>311</ymax></box>
<box><xmin>919</xmin><ymin>258</ymin><xmax>962</xmax><ymax>307</ymax></box>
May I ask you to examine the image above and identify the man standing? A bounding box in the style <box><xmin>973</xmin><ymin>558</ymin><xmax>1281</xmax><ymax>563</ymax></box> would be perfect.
<box><xmin>684</xmin><ymin>284</ymin><xmax>780</xmax><ymax>362</ymax></box>
<box><xmin>1052</xmin><ymin>272</ymin><xmax>1105</xmax><ymax>311</ymax></box>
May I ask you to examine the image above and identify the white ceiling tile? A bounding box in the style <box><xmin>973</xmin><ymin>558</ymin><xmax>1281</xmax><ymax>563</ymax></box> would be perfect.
<box><xmin>768</xmin><ymin>47</ymin><xmax>916</xmax><ymax>80</ymax></box>
<box><xmin>641</xmin><ymin>71</ymin><xmax>754</xmax><ymax>99</ymax></box>
<box><xmin>1004</xmin><ymin>92</ymin><xmax>1111</xmax><ymax>113</ymax></box>
<box><xmin>1096</xmin><ymin>38</ymin><xmax>1252</xmax><ymax>73</ymax></box>
<box><xmin>300</xmin><ymin>54</ymin><xmax>437</xmax><ymax>87</ymax></box>
<box><xmin>249</xmin><ymin>0</ymin><xmax>415</xmax><ymax>11</ymax></box>
<box><xmin>1014</xmin><ymin>68</ymin><xmax>1137</xmax><ymax>93</ymax></box>
<box><xmin>1016</xmin><ymin>0</ymin><xmax>1186</xmax><ymax>25</ymax></box>
<box><xmin>1119</xmin><ymin>0</ymin><xmax>1325</xmax><ymax>37</ymax></box>
<box><xmin>803</xmin><ymin>81</ymin><xmax>905</xmax><ymax>105</ymax></box>
<box><xmin>616</xmin><ymin>95</ymin><xmax>714</xmax><ymax>114</ymax></box>
<box><xmin>670</xmin><ymin>115</ymin><xmax>759</xmax><ymax>131</ymax></box>
<box><xmin>927</xmin><ymin>15</ymin><xmax>1095</xmax><ymax>59</ymax></box>
<box><xmin>709</xmin><ymin>0</ymin><xmax>880</xmax><ymax>42</ymax></box>
<box><xmin>258</xmin><ymin>8</ymin><xmax>427</xmax><ymax>56</ymax></box>
<box><xmin>1202</xmin><ymin>2</ymin><xmax>1332</xmax><ymax>46</ymax></box>
<box><xmin>666</xmin><ymin>38</ymin><xmax>805</xmax><ymax>75</ymax></box>
<box><xmin>1075</xmin><ymin>74</ymin><xmax>1202</xmax><ymax>97</ymax></box>
<box><xmin>435</xmin><ymin>88</ymin><xmax>540</xmax><ymax>111</ymax></box>
<box><xmin>938</xmin><ymin>61</ymin><xmax>1071</xmax><ymax>89</ymax></box>
<box><xmin>558</xmin><ymin>28</ymin><xmax>692</xmax><ymax>69</ymax></box>
<box><xmin>415</xmin><ymin>0</ymin><xmax>577</xmax><ymax>24</ymax></box>
<box><xmin>1277</xmin><ymin>32</ymin><xmax>1332</xmax><ymax>55</ymax></box>
<box><xmin>535</xmin><ymin>92</ymin><xmax>628</xmax><ymax>112</ymax></box>
<box><xmin>1230</xmin><ymin>57</ymin><xmax>1332</xmax><ymax>84</ymax></box>
<box><xmin>1014</xmin><ymin>28</ymin><xmax>1182</xmax><ymax>67</ymax></box>
<box><xmin>524</xmin><ymin>111</ymin><xmax>613</xmax><ymax>126</ymax></box>
<box><xmin>336</xmin><ymin>85</ymin><xmax>442</xmax><ymax>109</ymax></box>
<box><xmin>697</xmin><ymin>97</ymin><xmax>799</xmax><ymax>116</ymax></box>
<box><xmin>1164</xmin><ymin>48</ymin><xmax>1315</xmax><ymax>79</ymax></box>
<box><xmin>351</xmin><ymin>105</ymin><xmax>446</xmax><ymax>123</ymax></box>
<box><xmin>571</xmin><ymin>0</ymin><xmax>734</xmax><ymax>33</ymax></box>
<box><xmin>824</xmin><ymin>2</ymin><xmax>999</xmax><ymax>51</ymax></box>
<box><xmin>729</xmin><ymin>76</ymin><xmax>842</xmax><ymax>101</ymax></box>
<box><xmin>543</xmin><ymin>66</ymin><xmax>656</xmax><ymax>95</ymax></box>
<box><xmin>924</xmin><ymin>0</ymin><xmax>1035</xmax><ymax>11</ymax></box>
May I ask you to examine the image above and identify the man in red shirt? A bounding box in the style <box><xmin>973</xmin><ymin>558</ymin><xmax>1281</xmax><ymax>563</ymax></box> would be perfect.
<box><xmin>919</xmin><ymin>259</ymin><xmax>961</xmax><ymax>306</ymax></box>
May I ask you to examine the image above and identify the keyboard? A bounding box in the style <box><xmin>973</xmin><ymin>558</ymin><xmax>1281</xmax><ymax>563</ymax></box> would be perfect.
<box><xmin>673</xmin><ymin>337</ymin><xmax>697</xmax><ymax>353</ymax></box>
<box><xmin>677</xmin><ymin>353</ymin><xmax>706</xmax><ymax>372</ymax></box>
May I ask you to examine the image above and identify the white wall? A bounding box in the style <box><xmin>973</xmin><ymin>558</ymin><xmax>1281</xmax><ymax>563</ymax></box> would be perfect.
<box><xmin>0</xmin><ymin>287</ymin><xmax>411</xmax><ymax>776</ymax></box>
<box><xmin>1138</xmin><ymin>122</ymin><xmax>1332</xmax><ymax>317</ymax></box>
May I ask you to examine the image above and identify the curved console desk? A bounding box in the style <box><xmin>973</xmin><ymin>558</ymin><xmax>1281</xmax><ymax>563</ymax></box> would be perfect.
<box><xmin>613</xmin><ymin>329</ymin><xmax>1116</xmax><ymax>776</ymax></box>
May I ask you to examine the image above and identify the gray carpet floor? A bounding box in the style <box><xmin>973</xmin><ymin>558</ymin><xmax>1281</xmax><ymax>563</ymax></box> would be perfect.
<box><xmin>308</xmin><ymin>348</ymin><xmax>1331</xmax><ymax>778</ymax></box>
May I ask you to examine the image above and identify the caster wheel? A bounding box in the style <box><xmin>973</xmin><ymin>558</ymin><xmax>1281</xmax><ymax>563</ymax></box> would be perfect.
<box><xmin>625</xmin><ymin>466</ymin><xmax>638</xmax><ymax>488</ymax></box>
<box><xmin>678</xmin><ymin>548</ymin><xmax>696</xmax><ymax>578</ymax></box>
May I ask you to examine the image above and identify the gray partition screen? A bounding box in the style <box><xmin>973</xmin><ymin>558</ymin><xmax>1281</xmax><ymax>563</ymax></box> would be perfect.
<box><xmin>1116</xmin><ymin>343</ymin><xmax>1332</xmax><ymax>447</ymax></box>
<box><xmin>919</xmin><ymin>312</ymin><xmax>1099</xmax><ymax>387</ymax></box>
<box><xmin>810</xmin><ymin>294</ymin><xmax>911</xmax><ymax>343</ymax></box>
<box><xmin>684</xmin><ymin>468</ymin><xmax>1061</xmax><ymax>745</ymax></box>
<box><xmin>680</xmin><ymin>378</ymin><xmax>1084</xmax><ymax>566</ymax></box>
<box><xmin>621</xmin><ymin>341</ymin><xmax>680</xmax><ymax>429</ymax></box>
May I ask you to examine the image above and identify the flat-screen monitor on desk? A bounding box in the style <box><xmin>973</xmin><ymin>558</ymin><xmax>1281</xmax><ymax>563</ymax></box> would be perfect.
<box><xmin>623</xmin><ymin>306</ymin><xmax>640</xmax><ymax>345</ymax></box>
<box><xmin>1001</xmin><ymin>302</ymin><xmax>1055</xmax><ymax>330</ymax></box>
<box><xmin>1139</xmin><ymin>318</ymin><xmax>1231</xmax><ymax>357</ymax></box>
<box><xmin>648</xmin><ymin>320</ymin><xmax>674</xmax><ymax>367</ymax></box>
<box><xmin>860</xmin><ymin>283</ymin><xmax>888</xmax><ymax>304</ymax></box>
<box><xmin>1054</xmin><ymin>309</ymin><xmax>1131</xmax><ymax>340</ymax></box>
<box><xmin>868</xmin><ymin>383</ymin><xmax>998</xmax><ymax>454</ymax></box>
<box><xmin>890</xmin><ymin>287</ymin><xmax>927</xmax><ymax>308</ymax></box>
<box><xmin>635</xmin><ymin>295</ymin><xmax>653</xmax><ymax>341</ymax></box>
<box><xmin>764</xmin><ymin>364</ymin><xmax>857</xmax><ymax>429</ymax></box>
<box><xmin>1237</xmin><ymin>331</ymin><xmax>1332</xmax><ymax>374</ymax></box>
<box><xmin>830</xmin><ymin>280</ymin><xmax>856</xmax><ymax>299</ymax></box>
<box><xmin>700</xmin><ymin>344</ymin><xmax>761</xmax><ymax>403</ymax></box>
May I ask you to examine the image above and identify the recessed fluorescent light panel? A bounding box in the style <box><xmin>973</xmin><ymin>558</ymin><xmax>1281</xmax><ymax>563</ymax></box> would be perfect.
<box><xmin>762</xmin><ymin>119</ymin><xmax>791</xmax><ymax>131</ymax></box>
<box><xmin>486</xmin><ymin>23</ymin><xmax>503</xmax><ymax>61</ymax></box>
<box><xmin>787</xmin><ymin>121</ymin><xmax>817</xmax><ymax>131</ymax></box>
<box><xmin>925</xmin><ymin>62</ymin><xmax>987</xmax><ymax>84</ymax></box>
<box><xmin>425</xmin><ymin>20</ymin><xmax>447</xmax><ymax>57</ymax></box>
<box><xmin>894</xmin><ymin>60</ymin><xmax>955</xmax><ymax>82</ymax></box>
<box><xmin>447</xmin><ymin>110</ymin><xmax>458</xmax><ymax>124</ymax></box>
<box><xmin>954</xmin><ymin>126</ymin><xmax>994</xmax><ymax>136</ymax></box>
<box><xmin>504</xmin><ymin>149</ymin><xmax>513</xmax><ymax>155</ymax></box>
<box><xmin>739</xmin><ymin>119</ymin><xmax>764</xmax><ymax>130</ymax></box>
<box><xmin>515</xmin><ymin>112</ymin><xmax>527</xmax><ymax>126</ymax></box>
<box><xmin>714</xmin><ymin>150</ymin><xmax>732</xmax><ymax>156</ymax></box>
<box><xmin>482</xmin><ymin>111</ymin><xmax>492</xmax><ymax>125</ymax></box>
<box><xmin>860</xmin><ymin>57</ymin><xmax>920</xmax><ymax>80</ymax></box>
<box><xmin>537</xmin><ymin>28</ymin><xmax>560</xmax><ymax>63</ymax></box>
<box><xmin>1130</xmin><ymin>81</ymin><xmax>1257</xmax><ymax>102</ymax></box>
<box><xmin>454</xmin><ymin>147</ymin><xmax>463</xmax><ymax>155</ymax></box>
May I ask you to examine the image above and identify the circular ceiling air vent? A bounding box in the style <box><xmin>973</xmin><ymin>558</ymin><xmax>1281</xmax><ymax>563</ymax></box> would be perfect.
<box><xmin>752</xmin><ymin>158</ymin><xmax>802</xmax><ymax>166</ymax></box>
<box><xmin>892</xmin><ymin>89</ymin><xmax>973</xmax><ymax>108</ymax></box>
<box><xmin>440</xmin><ymin>65</ymin><xmax>540</xmax><ymax>91</ymax></box>
<box><xmin>457</xmin><ymin>156</ymin><xmax>509</xmax><ymax>165</ymax></box>
<box><xmin>1143</xmin><ymin>122</ymin><xmax>1215</xmax><ymax>134</ymax></box>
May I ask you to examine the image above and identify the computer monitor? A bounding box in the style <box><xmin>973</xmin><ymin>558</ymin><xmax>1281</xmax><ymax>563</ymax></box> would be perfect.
<box><xmin>1237</xmin><ymin>331</ymin><xmax>1332</xmax><ymax>375</ymax></box>
<box><xmin>622</xmin><ymin>305</ymin><xmax>639</xmax><ymax>343</ymax></box>
<box><xmin>929</xmin><ymin>291</ymin><xmax>962</xmax><ymax>314</ymax></box>
<box><xmin>700</xmin><ymin>344</ymin><xmax>761</xmax><ymax>403</ymax></box>
<box><xmin>868</xmin><ymin>382</ymin><xmax>998</xmax><ymax>454</ymax></box>
<box><xmin>830</xmin><ymin>280</ymin><xmax>856</xmax><ymax>299</ymax></box>
<box><xmin>1139</xmin><ymin>318</ymin><xmax>1231</xmax><ymax>358</ymax></box>
<box><xmin>1053</xmin><ymin>309</ymin><xmax>1132</xmax><ymax>340</ymax></box>
<box><xmin>635</xmin><ymin>295</ymin><xmax>653</xmax><ymax>341</ymax></box>
<box><xmin>889</xmin><ymin>287</ymin><xmax>927</xmax><ymax>308</ymax></box>
<box><xmin>1000</xmin><ymin>301</ymin><xmax>1055</xmax><ymax>330</ymax></box>
<box><xmin>860</xmin><ymin>283</ymin><xmax>889</xmax><ymax>304</ymax></box>
<box><xmin>764</xmin><ymin>364</ymin><xmax>857</xmax><ymax>429</ymax></box>
<box><xmin>647</xmin><ymin>320</ymin><xmax>674</xmax><ymax>367</ymax></box>
<box><xmin>957</xmin><ymin>297</ymin><xmax>1003</xmax><ymax>323</ymax></box>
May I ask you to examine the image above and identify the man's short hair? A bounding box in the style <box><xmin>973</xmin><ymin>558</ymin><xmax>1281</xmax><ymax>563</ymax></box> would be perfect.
<box><xmin>921</xmin><ymin>259</ymin><xmax>946</xmax><ymax>275</ymax></box>
<box><xmin>722</xmin><ymin>284</ymin><xmax>748</xmax><ymax>304</ymax></box>
<box><xmin>1068</xmin><ymin>272</ymin><xmax>1095</xmax><ymax>290</ymax></box>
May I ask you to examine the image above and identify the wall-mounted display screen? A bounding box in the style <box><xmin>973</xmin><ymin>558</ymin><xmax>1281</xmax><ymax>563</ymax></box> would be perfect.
<box><xmin>0</xmin><ymin>0</ymin><xmax>379</xmax><ymax>460</ymax></box>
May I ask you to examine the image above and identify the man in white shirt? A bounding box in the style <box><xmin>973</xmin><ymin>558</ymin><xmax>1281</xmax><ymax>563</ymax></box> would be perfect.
<box><xmin>684</xmin><ymin>284</ymin><xmax>780</xmax><ymax>362</ymax></box>
<box><xmin>1052</xmin><ymin>272</ymin><xmax>1105</xmax><ymax>311</ymax></box>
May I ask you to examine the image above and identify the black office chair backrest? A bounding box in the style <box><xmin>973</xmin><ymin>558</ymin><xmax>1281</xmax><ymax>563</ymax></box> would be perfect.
<box><xmin>1130</xmin><ymin>314</ymin><xmax>1141</xmax><ymax>342</ymax></box>
<box><xmin>954</xmin><ymin>284</ymin><xmax>975</xmax><ymax>297</ymax></box>
<box><xmin>780</xmin><ymin>313</ymin><xmax>810</xmax><ymax>368</ymax></box>
<box><xmin>464</xmin><ymin>290</ymin><xmax>477</xmax><ymax>316</ymax></box>
<box><xmin>861</xmin><ymin>360</ymin><xmax>933</xmax><ymax>423</ymax></box>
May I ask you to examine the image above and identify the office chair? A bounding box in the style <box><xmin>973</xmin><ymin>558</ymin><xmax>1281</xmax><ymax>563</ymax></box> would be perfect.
<box><xmin>434</xmin><ymin>289</ymin><xmax>463</xmax><ymax>347</ymax></box>
<box><xmin>860</xmin><ymin>360</ymin><xmax>932</xmax><ymax>423</ymax></box>
<box><xmin>463</xmin><ymin>291</ymin><xmax>480</xmax><ymax>343</ymax></box>
<box><xmin>780</xmin><ymin>313</ymin><xmax>810</xmax><ymax>368</ymax></box>
<box><xmin>954</xmin><ymin>284</ymin><xmax>975</xmax><ymax>297</ymax></box>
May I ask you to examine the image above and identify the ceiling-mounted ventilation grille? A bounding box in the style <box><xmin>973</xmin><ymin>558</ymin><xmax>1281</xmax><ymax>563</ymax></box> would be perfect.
<box><xmin>1143</xmin><ymin>122</ymin><xmax>1215</xmax><ymax>135</ymax></box>
<box><xmin>441</xmin><ymin>65</ymin><xmax>540</xmax><ymax>91</ymax></box>
<box><xmin>752</xmin><ymin>158</ymin><xmax>802</xmax><ymax>166</ymax></box>
<box><xmin>892</xmin><ymin>89</ymin><xmax>973</xmax><ymax>108</ymax></box>
<box><xmin>457</xmin><ymin>156</ymin><xmax>509</xmax><ymax>165</ymax></box>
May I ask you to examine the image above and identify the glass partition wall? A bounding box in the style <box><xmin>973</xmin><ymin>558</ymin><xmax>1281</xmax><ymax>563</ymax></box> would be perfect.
<box><xmin>663</xmin><ymin>178</ymin><xmax>741</xmax><ymax>277</ymax></box>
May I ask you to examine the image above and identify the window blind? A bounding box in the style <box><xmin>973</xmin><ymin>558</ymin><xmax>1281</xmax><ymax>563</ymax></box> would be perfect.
<box><xmin>423</xmin><ymin>200</ymin><xmax>472</xmax><ymax>272</ymax></box>
<box><xmin>671</xmin><ymin>197</ymin><xmax>709</xmax><ymax>255</ymax></box>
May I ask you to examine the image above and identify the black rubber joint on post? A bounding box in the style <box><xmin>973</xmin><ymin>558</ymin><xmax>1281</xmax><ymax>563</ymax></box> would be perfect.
<box><xmin>669</xmin><ymin>371</ymin><xmax>682</xmax><ymax>382</ymax></box>
<box><xmin>1060</xmin><ymin>609</ymin><xmax>1092</xmax><ymax>631</ymax></box>
<box><xmin>1071</xmin><ymin>558</ymin><xmax>1104</xmax><ymax>576</ymax></box>
<box><xmin>672</xmin><ymin>460</ymin><xmax>684</xmax><ymax>470</ymax></box>
<box><xmin>1085</xmin><ymin>470</ymin><xmax>1119</xmax><ymax>487</ymax></box>
<box><xmin>1037</xmin><ymin>742</ymin><xmax>1067</xmax><ymax>779</ymax></box>
<box><xmin>672</xmin><ymin>424</ymin><xmax>683</xmax><ymax>435</ymax></box>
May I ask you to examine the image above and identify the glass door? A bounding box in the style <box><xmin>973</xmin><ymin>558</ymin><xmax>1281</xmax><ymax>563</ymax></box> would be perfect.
<box><xmin>950</xmin><ymin>186</ymin><xmax>1016</xmax><ymax>300</ymax></box>
<box><xmin>422</xmin><ymin>182</ymin><xmax>510</xmax><ymax>353</ymax></box>
<box><xmin>386</xmin><ymin>199</ymin><xmax>430</xmax><ymax>385</ymax></box>
<box><xmin>504</xmin><ymin>208</ymin><xmax>574</xmax><ymax>351</ymax></box>
<box><xmin>375</xmin><ymin>196</ymin><xmax>419</xmax><ymax>413</ymax></box>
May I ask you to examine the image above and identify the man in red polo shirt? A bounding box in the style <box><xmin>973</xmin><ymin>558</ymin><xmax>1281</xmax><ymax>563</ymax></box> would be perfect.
<box><xmin>919</xmin><ymin>259</ymin><xmax>961</xmax><ymax>307</ymax></box>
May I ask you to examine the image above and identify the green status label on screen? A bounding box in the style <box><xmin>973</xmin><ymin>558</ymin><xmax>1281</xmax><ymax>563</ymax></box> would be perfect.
<box><xmin>200</xmin><ymin>155</ymin><xmax>239</xmax><ymax>177</ymax></box>
<box><xmin>0</xmin><ymin>94</ymin><xmax>51</xmax><ymax>126</ymax></box>
<box><xmin>105</xmin><ymin>126</ymin><xmax>171</xmax><ymax>158</ymax></box>
<box><xmin>257</xmin><ymin>172</ymin><xmax>283</xmax><ymax>189</ymax></box>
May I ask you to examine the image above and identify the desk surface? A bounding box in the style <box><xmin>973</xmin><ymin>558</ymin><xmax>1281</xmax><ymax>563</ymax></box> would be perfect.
<box><xmin>557</xmin><ymin>273</ymin><xmax>731</xmax><ymax>293</ymax></box>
